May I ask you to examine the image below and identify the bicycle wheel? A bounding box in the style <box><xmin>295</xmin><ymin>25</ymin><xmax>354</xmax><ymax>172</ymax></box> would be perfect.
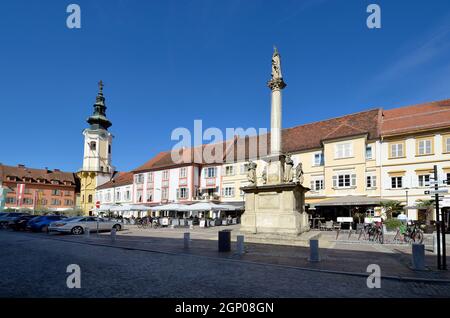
<box><xmin>377</xmin><ymin>231</ymin><xmax>384</xmax><ymax>244</ymax></box>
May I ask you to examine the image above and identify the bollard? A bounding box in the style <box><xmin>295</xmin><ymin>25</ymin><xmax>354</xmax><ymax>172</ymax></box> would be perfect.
<box><xmin>411</xmin><ymin>243</ymin><xmax>425</xmax><ymax>270</ymax></box>
<box><xmin>85</xmin><ymin>226</ymin><xmax>90</xmax><ymax>238</ymax></box>
<box><xmin>237</xmin><ymin>235</ymin><xmax>245</xmax><ymax>255</ymax></box>
<box><xmin>111</xmin><ymin>227</ymin><xmax>117</xmax><ymax>243</ymax></box>
<box><xmin>308</xmin><ymin>239</ymin><xmax>320</xmax><ymax>262</ymax></box>
<box><xmin>218</xmin><ymin>230</ymin><xmax>231</xmax><ymax>252</ymax></box>
<box><xmin>184</xmin><ymin>232</ymin><xmax>190</xmax><ymax>249</ymax></box>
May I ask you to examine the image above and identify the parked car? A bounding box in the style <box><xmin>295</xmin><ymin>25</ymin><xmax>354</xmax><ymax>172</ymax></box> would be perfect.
<box><xmin>10</xmin><ymin>215</ymin><xmax>41</xmax><ymax>231</ymax></box>
<box><xmin>49</xmin><ymin>216</ymin><xmax>123</xmax><ymax>235</ymax></box>
<box><xmin>27</xmin><ymin>215</ymin><xmax>67</xmax><ymax>233</ymax></box>
<box><xmin>0</xmin><ymin>212</ymin><xmax>31</xmax><ymax>228</ymax></box>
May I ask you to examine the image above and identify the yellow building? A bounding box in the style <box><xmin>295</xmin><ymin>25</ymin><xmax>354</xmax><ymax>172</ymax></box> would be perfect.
<box><xmin>77</xmin><ymin>81</ymin><xmax>115</xmax><ymax>215</ymax></box>
<box><xmin>380</xmin><ymin>99</ymin><xmax>450</xmax><ymax>222</ymax></box>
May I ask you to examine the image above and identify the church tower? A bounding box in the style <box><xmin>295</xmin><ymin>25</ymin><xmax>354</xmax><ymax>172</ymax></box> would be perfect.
<box><xmin>77</xmin><ymin>81</ymin><xmax>114</xmax><ymax>214</ymax></box>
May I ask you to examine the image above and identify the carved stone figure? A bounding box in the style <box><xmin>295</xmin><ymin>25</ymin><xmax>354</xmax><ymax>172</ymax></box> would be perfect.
<box><xmin>247</xmin><ymin>161</ymin><xmax>257</xmax><ymax>185</ymax></box>
<box><xmin>284</xmin><ymin>154</ymin><xmax>294</xmax><ymax>182</ymax></box>
<box><xmin>295</xmin><ymin>162</ymin><xmax>304</xmax><ymax>184</ymax></box>
<box><xmin>271</xmin><ymin>47</ymin><xmax>283</xmax><ymax>80</ymax></box>
<box><xmin>261</xmin><ymin>166</ymin><xmax>267</xmax><ymax>184</ymax></box>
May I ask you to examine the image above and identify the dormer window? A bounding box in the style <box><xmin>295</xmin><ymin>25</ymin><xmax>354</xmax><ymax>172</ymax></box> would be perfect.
<box><xmin>51</xmin><ymin>180</ymin><xmax>59</xmax><ymax>185</ymax></box>
<box><xmin>7</xmin><ymin>176</ymin><xmax>15</xmax><ymax>181</ymax></box>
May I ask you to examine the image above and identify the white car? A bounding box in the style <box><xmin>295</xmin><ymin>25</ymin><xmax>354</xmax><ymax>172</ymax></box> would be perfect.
<box><xmin>49</xmin><ymin>216</ymin><xmax>123</xmax><ymax>235</ymax></box>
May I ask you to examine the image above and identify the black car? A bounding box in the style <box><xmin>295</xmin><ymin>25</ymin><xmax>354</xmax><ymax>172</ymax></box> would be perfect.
<box><xmin>10</xmin><ymin>215</ymin><xmax>40</xmax><ymax>231</ymax></box>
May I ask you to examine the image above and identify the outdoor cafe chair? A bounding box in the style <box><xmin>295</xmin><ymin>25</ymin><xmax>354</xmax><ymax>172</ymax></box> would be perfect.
<box><xmin>325</xmin><ymin>221</ymin><xmax>333</xmax><ymax>231</ymax></box>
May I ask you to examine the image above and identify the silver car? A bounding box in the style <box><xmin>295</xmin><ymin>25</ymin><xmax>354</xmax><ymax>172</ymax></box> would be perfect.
<box><xmin>49</xmin><ymin>216</ymin><xmax>123</xmax><ymax>235</ymax></box>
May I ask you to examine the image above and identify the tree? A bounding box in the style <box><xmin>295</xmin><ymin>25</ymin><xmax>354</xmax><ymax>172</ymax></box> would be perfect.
<box><xmin>380</xmin><ymin>200</ymin><xmax>404</xmax><ymax>219</ymax></box>
<box><xmin>415</xmin><ymin>199</ymin><xmax>434</xmax><ymax>226</ymax></box>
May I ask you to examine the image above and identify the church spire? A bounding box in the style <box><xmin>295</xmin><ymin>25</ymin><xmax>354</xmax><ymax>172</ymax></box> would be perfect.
<box><xmin>87</xmin><ymin>80</ymin><xmax>112</xmax><ymax>130</ymax></box>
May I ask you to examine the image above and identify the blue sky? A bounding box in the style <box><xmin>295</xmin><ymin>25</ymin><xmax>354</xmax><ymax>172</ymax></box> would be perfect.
<box><xmin>1</xmin><ymin>0</ymin><xmax>450</xmax><ymax>172</ymax></box>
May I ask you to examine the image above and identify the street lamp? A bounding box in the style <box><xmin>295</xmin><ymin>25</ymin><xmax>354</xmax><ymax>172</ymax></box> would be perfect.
<box><xmin>404</xmin><ymin>188</ymin><xmax>410</xmax><ymax>217</ymax></box>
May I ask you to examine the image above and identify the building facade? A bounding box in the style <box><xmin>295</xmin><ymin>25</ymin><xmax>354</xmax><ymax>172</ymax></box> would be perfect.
<box><xmin>95</xmin><ymin>172</ymin><xmax>133</xmax><ymax>206</ymax></box>
<box><xmin>0</xmin><ymin>164</ymin><xmax>78</xmax><ymax>211</ymax></box>
<box><xmin>77</xmin><ymin>81</ymin><xmax>115</xmax><ymax>215</ymax></box>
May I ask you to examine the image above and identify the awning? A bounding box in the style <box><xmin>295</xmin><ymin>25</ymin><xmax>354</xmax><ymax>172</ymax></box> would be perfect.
<box><xmin>312</xmin><ymin>196</ymin><xmax>391</xmax><ymax>207</ymax></box>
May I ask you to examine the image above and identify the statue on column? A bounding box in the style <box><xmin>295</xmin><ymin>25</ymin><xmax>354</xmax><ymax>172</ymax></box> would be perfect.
<box><xmin>271</xmin><ymin>46</ymin><xmax>283</xmax><ymax>80</ymax></box>
<box><xmin>284</xmin><ymin>154</ymin><xmax>294</xmax><ymax>182</ymax></box>
<box><xmin>247</xmin><ymin>161</ymin><xmax>257</xmax><ymax>186</ymax></box>
<box><xmin>295</xmin><ymin>162</ymin><xmax>304</xmax><ymax>185</ymax></box>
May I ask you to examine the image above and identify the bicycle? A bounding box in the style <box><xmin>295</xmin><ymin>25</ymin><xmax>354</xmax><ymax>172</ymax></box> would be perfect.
<box><xmin>404</xmin><ymin>222</ymin><xmax>424</xmax><ymax>244</ymax></box>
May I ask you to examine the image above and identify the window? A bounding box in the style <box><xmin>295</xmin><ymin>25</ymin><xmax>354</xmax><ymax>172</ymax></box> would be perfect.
<box><xmin>310</xmin><ymin>178</ymin><xmax>324</xmax><ymax>191</ymax></box>
<box><xmin>148</xmin><ymin>172</ymin><xmax>154</xmax><ymax>183</ymax></box>
<box><xmin>116</xmin><ymin>191</ymin><xmax>121</xmax><ymax>201</ymax></box>
<box><xmin>240</xmin><ymin>163</ymin><xmax>249</xmax><ymax>174</ymax></box>
<box><xmin>64</xmin><ymin>199</ymin><xmax>74</xmax><ymax>206</ymax></box>
<box><xmin>51</xmin><ymin>189</ymin><xmax>61</xmax><ymax>196</ymax></box>
<box><xmin>418</xmin><ymin>175</ymin><xmax>430</xmax><ymax>187</ymax></box>
<box><xmin>51</xmin><ymin>199</ymin><xmax>60</xmax><ymax>206</ymax></box>
<box><xmin>125</xmin><ymin>190</ymin><xmax>131</xmax><ymax>201</ymax></box>
<box><xmin>447</xmin><ymin>173</ymin><xmax>450</xmax><ymax>185</ymax></box>
<box><xmin>105</xmin><ymin>193</ymin><xmax>111</xmax><ymax>202</ymax></box>
<box><xmin>366</xmin><ymin>175</ymin><xmax>377</xmax><ymax>188</ymax></box>
<box><xmin>206</xmin><ymin>167</ymin><xmax>217</xmax><ymax>178</ymax></box>
<box><xmin>162</xmin><ymin>170</ymin><xmax>169</xmax><ymax>180</ymax></box>
<box><xmin>108</xmin><ymin>145</ymin><xmax>111</xmax><ymax>154</ymax></box>
<box><xmin>225</xmin><ymin>165</ymin><xmax>235</xmax><ymax>176</ymax></box>
<box><xmin>136</xmin><ymin>190</ymin><xmax>143</xmax><ymax>202</ymax></box>
<box><xmin>177</xmin><ymin>187</ymin><xmax>188</xmax><ymax>199</ymax></box>
<box><xmin>23</xmin><ymin>198</ymin><xmax>34</xmax><ymax>205</ymax></box>
<box><xmin>146</xmin><ymin>190</ymin><xmax>153</xmax><ymax>202</ymax></box>
<box><xmin>179</xmin><ymin>167</ymin><xmax>187</xmax><ymax>178</ymax></box>
<box><xmin>135</xmin><ymin>174</ymin><xmax>144</xmax><ymax>184</ymax></box>
<box><xmin>161</xmin><ymin>188</ymin><xmax>169</xmax><ymax>200</ymax></box>
<box><xmin>390</xmin><ymin>143</ymin><xmax>404</xmax><ymax>158</ymax></box>
<box><xmin>417</xmin><ymin>139</ymin><xmax>432</xmax><ymax>155</ymax></box>
<box><xmin>391</xmin><ymin>177</ymin><xmax>403</xmax><ymax>189</ymax></box>
<box><xmin>24</xmin><ymin>188</ymin><xmax>31</xmax><ymax>194</ymax></box>
<box><xmin>223</xmin><ymin>186</ymin><xmax>235</xmax><ymax>197</ymax></box>
<box><xmin>40</xmin><ymin>199</ymin><xmax>47</xmax><ymax>206</ymax></box>
<box><xmin>335</xmin><ymin>143</ymin><xmax>352</xmax><ymax>159</ymax></box>
<box><xmin>64</xmin><ymin>191</ymin><xmax>71</xmax><ymax>196</ymax></box>
<box><xmin>445</xmin><ymin>137</ymin><xmax>450</xmax><ymax>153</ymax></box>
<box><xmin>6</xmin><ymin>197</ymin><xmax>16</xmax><ymax>204</ymax></box>
<box><xmin>366</xmin><ymin>145</ymin><xmax>373</xmax><ymax>160</ymax></box>
<box><xmin>314</xmin><ymin>152</ymin><xmax>324</xmax><ymax>166</ymax></box>
<box><xmin>333</xmin><ymin>174</ymin><xmax>356</xmax><ymax>188</ymax></box>
<box><xmin>89</xmin><ymin>141</ymin><xmax>96</xmax><ymax>151</ymax></box>
<box><xmin>88</xmin><ymin>194</ymin><xmax>93</xmax><ymax>203</ymax></box>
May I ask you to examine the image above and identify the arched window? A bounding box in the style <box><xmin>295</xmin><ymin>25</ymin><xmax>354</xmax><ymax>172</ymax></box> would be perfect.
<box><xmin>89</xmin><ymin>141</ymin><xmax>96</xmax><ymax>151</ymax></box>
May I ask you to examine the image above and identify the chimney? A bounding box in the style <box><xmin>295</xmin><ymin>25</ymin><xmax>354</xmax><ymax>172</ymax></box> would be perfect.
<box><xmin>18</xmin><ymin>164</ymin><xmax>25</xmax><ymax>168</ymax></box>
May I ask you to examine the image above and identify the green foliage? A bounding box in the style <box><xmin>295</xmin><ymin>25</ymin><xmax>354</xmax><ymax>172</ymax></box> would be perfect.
<box><xmin>380</xmin><ymin>200</ymin><xmax>404</xmax><ymax>219</ymax></box>
<box><xmin>59</xmin><ymin>209</ymin><xmax>84</xmax><ymax>217</ymax></box>
<box><xmin>384</xmin><ymin>218</ymin><xmax>402</xmax><ymax>231</ymax></box>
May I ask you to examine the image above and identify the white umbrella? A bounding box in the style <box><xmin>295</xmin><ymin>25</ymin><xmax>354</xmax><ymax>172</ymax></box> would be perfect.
<box><xmin>129</xmin><ymin>204</ymin><xmax>153</xmax><ymax>211</ymax></box>
<box><xmin>150</xmin><ymin>203</ymin><xmax>184</xmax><ymax>211</ymax></box>
<box><xmin>181</xmin><ymin>202</ymin><xmax>234</xmax><ymax>211</ymax></box>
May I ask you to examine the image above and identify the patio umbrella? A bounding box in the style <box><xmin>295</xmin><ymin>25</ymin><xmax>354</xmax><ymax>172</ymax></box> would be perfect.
<box><xmin>150</xmin><ymin>203</ymin><xmax>184</xmax><ymax>211</ymax></box>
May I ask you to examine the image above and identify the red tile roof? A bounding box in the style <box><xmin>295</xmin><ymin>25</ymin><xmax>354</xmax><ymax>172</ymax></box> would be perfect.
<box><xmin>382</xmin><ymin>99</ymin><xmax>450</xmax><ymax>136</ymax></box>
<box><xmin>0</xmin><ymin>164</ymin><xmax>76</xmax><ymax>185</ymax></box>
<box><xmin>96</xmin><ymin>171</ymin><xmax>133</xmax><ymax>190</ymax></box>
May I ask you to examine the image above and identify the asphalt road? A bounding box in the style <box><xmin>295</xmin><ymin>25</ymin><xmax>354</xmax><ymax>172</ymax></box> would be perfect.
<box><xmin>1</xmin><ymin>230</ymin><xmax>449</xmax><ymax>298</ymax></box>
